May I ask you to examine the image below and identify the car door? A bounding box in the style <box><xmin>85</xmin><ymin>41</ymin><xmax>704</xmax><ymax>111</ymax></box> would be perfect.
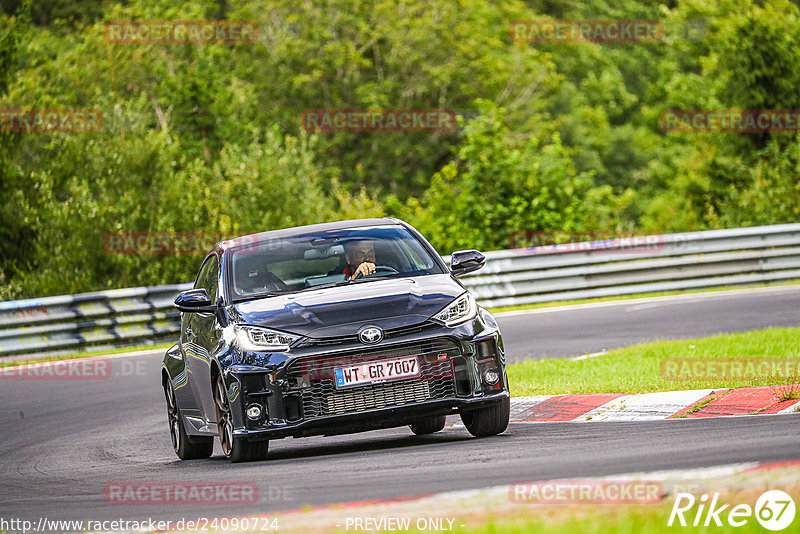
<box><xmin>174</xmin><ymin>270</ymin><xmax>209</xmax><ymax>418</ymax></box>
<box><xmin>185</xmin><ymin>254</ymin><xmax>221</xmax><ymax>426</ymax></box>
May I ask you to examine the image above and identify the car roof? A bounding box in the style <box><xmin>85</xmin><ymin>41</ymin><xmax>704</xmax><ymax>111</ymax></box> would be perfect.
<box><xmin>213</xmin><ymin>217</ymin><xmax>405</xmax><ymax>253</ymax></box>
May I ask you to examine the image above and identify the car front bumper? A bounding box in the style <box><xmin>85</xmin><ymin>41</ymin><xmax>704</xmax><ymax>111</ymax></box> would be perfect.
<box><xmin>233</xmin><ymin>391</ymin><xmax>509</xmax><ymax>440</ymax></box>
<box><xmin>222</xmin><ymin>312</ymin><xmax>509</xmax><ymax>441</ymax></box>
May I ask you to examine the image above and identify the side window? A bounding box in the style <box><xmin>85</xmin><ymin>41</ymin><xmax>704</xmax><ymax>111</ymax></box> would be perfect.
<box><xmin>194</xmin><ymin>255</ymin><xmax>219</xmax><ymax>303</ymax></box>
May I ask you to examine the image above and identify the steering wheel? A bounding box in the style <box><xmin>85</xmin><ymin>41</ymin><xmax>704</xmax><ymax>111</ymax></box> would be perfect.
<box><xmin>353</xmin><ymin>265</ymin><xmax>399</xmax><ymax>279</ymax></box>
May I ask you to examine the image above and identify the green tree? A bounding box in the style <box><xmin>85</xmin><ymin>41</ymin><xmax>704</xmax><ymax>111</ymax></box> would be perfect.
<box><xmin>0</xmin><ymin>1</ymin><xmax>31</xmax><ymax>298</ymax></box>
<box><xmin>391</xmin><ymin>102</ymin><xmax>597</xmax><ymax>253</ymax></box>
<box><xmin>646</xmin><ymin>0</ymin><xmax>800</xmax><ymax>230</ymax></box>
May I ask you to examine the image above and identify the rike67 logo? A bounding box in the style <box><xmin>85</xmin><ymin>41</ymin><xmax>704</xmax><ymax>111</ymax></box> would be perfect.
<box><xmin>668</xmin><ymin>490</ymin><xmax>796</xmax><ymax>531</ymax></box>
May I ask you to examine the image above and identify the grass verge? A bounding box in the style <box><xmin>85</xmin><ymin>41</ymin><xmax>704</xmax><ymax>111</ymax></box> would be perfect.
<box><xmin>507</xmin><ymin>327</ymin><xmax>800</xmax><ymax>395</ymax></box>
<box><xmin>442</xmin><ymin>496</ymin><xmax>780</xmax><ymax>534</ymax></box>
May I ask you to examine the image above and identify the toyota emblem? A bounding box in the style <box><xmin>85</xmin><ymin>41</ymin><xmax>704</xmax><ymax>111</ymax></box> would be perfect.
<box><xmin>358</xmin><ymin>326</ymin><xmax>384</xmax><ymax>344</ymax></box>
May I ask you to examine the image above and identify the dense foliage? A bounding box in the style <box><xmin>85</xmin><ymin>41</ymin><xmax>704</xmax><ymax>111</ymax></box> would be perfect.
<box><xmin>1</xmin><ymin>0</ymin><xmax>798</xmax><ymax>298</ymax></box>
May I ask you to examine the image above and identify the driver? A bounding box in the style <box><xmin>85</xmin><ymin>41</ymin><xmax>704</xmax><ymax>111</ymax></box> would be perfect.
<box><xmin>342</xmin><ymin>240</ymin><xmax>377</xmax><ymax>279</ymax></box>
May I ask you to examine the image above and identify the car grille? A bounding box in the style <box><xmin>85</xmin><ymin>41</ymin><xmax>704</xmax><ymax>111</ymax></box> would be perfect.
<box><xmin>325</xmin><ymin>380</ymin><xmax>431</xmax><ymax>416</ymax></box>
<box><xmin>286</xmin><ymin>338</ymin><xmax>458</xmax><ymax>420</ymax></box>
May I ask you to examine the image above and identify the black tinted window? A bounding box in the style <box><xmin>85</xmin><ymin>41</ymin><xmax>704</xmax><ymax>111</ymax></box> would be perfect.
<box><xmin>228</xmin><ymin>226</ymin><xmax>441</xmax><ymax>299</ymax></box>
<box><xmin>194</xmin><ymin>255</ymin><xmax>219</xmax><ymax>302</ymax></box>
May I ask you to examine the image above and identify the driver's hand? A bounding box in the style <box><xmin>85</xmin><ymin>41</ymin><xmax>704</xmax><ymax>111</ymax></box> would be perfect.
<box><xmin>350</xmin><ymin>262</ymin><xmax>376</xmax><ymax>279</ymax></box>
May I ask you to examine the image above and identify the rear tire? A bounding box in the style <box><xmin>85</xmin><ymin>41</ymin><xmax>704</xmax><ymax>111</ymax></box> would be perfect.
<box><xmin>460</xmin><ymin>396</ymin><xmax>510</xmax><ymax>437</ymax></box>
<box><xmin>164</xmin><ymin>380</ymin><xmax>213</xmax><ymax>460</ymax></box>
<box><xmin>409</xmin><ymin>415</ymin><xmax>447</xmax><ymax>435</ymax></box>
<box><xmin>214</xmin><ymin>374</ymin><xmax>269</xmax><ymax>463</ymax></box>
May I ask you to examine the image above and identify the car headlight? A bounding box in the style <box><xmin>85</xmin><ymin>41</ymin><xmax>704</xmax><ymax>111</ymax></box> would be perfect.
<box><xmin>433</xmin><ymin>293</ymin><xmax>478</xmax><ymax>327</ymax></box>
<box><xmin>234</xmin><ymin>326</ymin><xmax>300</xmax><ymax>352</ymax></box>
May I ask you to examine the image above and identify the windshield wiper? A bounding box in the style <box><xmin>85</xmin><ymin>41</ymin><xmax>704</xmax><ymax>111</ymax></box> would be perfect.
<box><xmin>238</xmin><ymin>291</ymin><xmax>283</xmax><ymax>302</ymax></box>
<box><xmin>293</xmin><ymin>274</ymin><xmax>400</xmax><ymax>294</ymax></box>
<box><xmin>347</xmin><ymin>273</ymin><xmax>398</xmax><ymax>283</ymax></box>
<box><xmin>297</xmin><ymin>279</ymin><xmax>353</xmax><ymax>292</ymax></box>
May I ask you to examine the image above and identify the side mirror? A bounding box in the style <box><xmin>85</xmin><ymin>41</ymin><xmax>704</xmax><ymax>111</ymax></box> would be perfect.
<box><xmin>174</xmin><ymin>289</ymin><xmax>216</xmax><ymax>313</ymax></box>
<box><xmin>450</xmin><ymin>249</ymin><xmax>485</xmax><ymax>276</ymax></box>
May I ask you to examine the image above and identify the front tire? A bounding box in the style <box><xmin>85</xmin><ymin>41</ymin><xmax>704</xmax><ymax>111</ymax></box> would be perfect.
<box><xmin>164</xmin><ymin>380</ymin><xmax>213</xmax><ymax>460</ymax></box>
<box><xmin>409</xmin><ymin>415</ymin><xmax>447</xmax><ymax>435</ymax></box>
<box><xmin>460</xmin><ymin>396</ymin><xmax>510</xmax><ymax>437</ymax></box>
<box><xmin>214</xmin><ymin>374</ymin><xmax>269</xmax><ymax>463</ymax></box>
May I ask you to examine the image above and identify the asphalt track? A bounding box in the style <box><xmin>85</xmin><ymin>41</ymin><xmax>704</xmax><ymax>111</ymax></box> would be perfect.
<box><xmin>1</xmin><ymin>286</ymin><xmax>799</xmax><ymax>525</ymax></box>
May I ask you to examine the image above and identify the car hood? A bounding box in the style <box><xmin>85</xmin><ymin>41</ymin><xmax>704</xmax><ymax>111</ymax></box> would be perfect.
<box><xmin>230</xmin><ymin>274</ymin><xmax>464</xmax><ymax>338</ymax></box>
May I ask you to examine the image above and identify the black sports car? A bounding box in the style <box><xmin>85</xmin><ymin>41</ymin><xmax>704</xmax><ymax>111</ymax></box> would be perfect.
<box><xmin>162</xmin><ymin>218</ymin><xmax>510</xmax><ymax>462</ymax></box>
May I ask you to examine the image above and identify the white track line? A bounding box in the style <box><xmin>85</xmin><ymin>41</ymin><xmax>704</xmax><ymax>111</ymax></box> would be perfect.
<box><xmin>777</xmin><ymin>400</ymin><xmax>800</xmax><ymax>414</ymax></box>
<box><xmin>570</xmin><ymin>350</ymin><xmax>608</xmax><ymax>361</ymax></box>
<box><xmin>580</xmin><ymin>389</ymin><xmax>715</xmax><ymax>422</ymax></box>
<box><xmin>600</xmin><ymin>462</ymin><xmax>762</xmax><ymax>482</ymax></box>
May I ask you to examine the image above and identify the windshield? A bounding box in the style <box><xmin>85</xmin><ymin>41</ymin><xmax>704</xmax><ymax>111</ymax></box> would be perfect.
<box><xmin>227</xmin><ymin>225</ymin><xmax>442</xmax><ymax>300</ymax></box>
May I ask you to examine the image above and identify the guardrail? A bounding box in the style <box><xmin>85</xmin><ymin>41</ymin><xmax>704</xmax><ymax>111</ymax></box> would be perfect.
<box><xmin>2</xmin><ymin>223</ymin><xmax>799</xmax><ymax>358</ymax></box>
<box><xmin>0</xmin><ymin>284</ymin><xmax>191</xmax><ymax>359</ymax></box>
<box><xmin>459</xmin><ymin>223</ymin><xmax>800</xmax><ymax>308</ymax></box>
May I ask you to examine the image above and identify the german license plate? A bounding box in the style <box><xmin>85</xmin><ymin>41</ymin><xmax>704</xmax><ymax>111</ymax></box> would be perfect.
<box><xmin>334</xmin><ymin>356</ymin><xmax>420</xmax><ymax>389</ymax></box>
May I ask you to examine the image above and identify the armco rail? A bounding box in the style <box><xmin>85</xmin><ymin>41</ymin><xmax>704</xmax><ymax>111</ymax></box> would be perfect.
<box><xmin>0</xmin><ymin>284</ymin><xmax>191</xmax><ymax>358</ymax></box>
<box><xmin>2</xmin><ymin>224</ymin><xmax>799</xmax><ymax>358</ymax></box>
<box><xmin>459</xmin><ymin>223</ymin><xmax>800</xmax><ymax>308</ymax></box>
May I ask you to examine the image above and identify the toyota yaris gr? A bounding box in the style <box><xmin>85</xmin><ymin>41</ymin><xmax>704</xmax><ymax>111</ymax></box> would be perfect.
<box><xmin>162</xmin><ymin>218</ymin><xmax>510</xmax><ymax>462</ymax></box>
